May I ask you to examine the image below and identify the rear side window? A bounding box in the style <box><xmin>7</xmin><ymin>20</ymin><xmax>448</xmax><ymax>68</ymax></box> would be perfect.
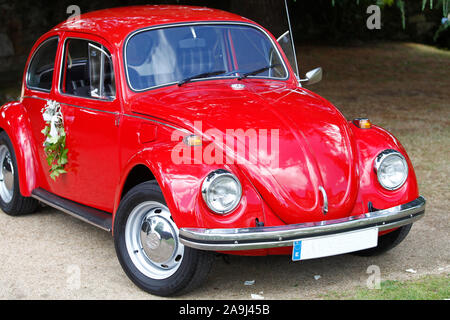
<box><xmin>60</xmin><ymin>38</ymin><xmax>116</xmax><ymax>100</ymax></box>
<box><xmin>27</xmin><ymin>37</ymin><xmax>59</xmax><ymax>91</ymax></box>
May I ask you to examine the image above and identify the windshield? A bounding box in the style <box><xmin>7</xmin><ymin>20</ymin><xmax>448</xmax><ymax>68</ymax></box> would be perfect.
<box><xmin>125</xmin><ymin>24</ymin><xmax>288</xmax><ymax>91</ymax></box>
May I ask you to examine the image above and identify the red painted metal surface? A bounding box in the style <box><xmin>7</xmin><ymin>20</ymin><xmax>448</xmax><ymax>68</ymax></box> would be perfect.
<box><xmin>0</xmin><ymin>6</ymin><xmax>420</xmax><ymax>257</ymax></box>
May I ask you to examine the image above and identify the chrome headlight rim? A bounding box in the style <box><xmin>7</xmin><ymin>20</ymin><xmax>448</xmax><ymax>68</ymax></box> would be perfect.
<box><xmin>201</xmin><ymin>169</ymin><xmax>242</xmax><ymax>215</ymax></box>
<box><xmin>374</xmin><ymin>149</ymin><xmax>409</xmax><ymax>191</ymax></box>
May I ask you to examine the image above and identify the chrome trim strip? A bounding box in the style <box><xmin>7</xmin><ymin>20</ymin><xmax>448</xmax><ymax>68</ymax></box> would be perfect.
<box><xmin>123</xmin><ymin>113</ymin><xmax>191</xmax><ymax>134</ymax></box>
<box><xmin>22</xmin><ymin>96</ymin><xmax>118</xmax><ymax>116</ymax></box>
<box><xmin>276</xmin><ymin>30</ymin><xmax>290</xmax><ymax>42</ymax></box>
<box><xmin>22</xmin><ymin>96</ymin><xmax>190</xmax><ymax>133</ymax></box>
<box><xmin>22</xmin><ymin>95</ymin><xmax>48</xmax><ymax>102</ymax></box>
<box><xmin>179</xmin><ymin>196</ymin><xmax>426</xmax><ymax>251</ymax></box>
<box><xmin>123</xmin><ymin>21</ymin><xmax>290</xmax><ymax>93</ymax></box>
<box><xmin>61</xmin><ymin>102</ymin><xmax>118</xmax><ymax>115</ymax></box>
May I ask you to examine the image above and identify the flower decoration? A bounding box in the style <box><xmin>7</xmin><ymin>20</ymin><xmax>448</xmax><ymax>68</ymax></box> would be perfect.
<box><xmin>41</xmin><ymin>100</ymin><xmax>68</xmax><ymax>180</ymax></box>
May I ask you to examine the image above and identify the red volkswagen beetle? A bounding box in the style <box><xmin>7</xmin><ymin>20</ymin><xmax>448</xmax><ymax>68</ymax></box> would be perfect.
<box><xmin>0</xmin><ymin>5</ymin><xmax>425</xmax><ymax>296</ymax></box>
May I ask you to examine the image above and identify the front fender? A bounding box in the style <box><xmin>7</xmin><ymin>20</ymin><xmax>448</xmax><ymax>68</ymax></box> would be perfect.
<box><xmin>348</xmin><ymin>122</ymin><xmax>419</xmax><ymax>215</ymax></box>
<box><xmin>0</xmin><ymin>101</ymin><xmax>39</xmax><ymax>196</ymax></box>
<box><xmin>113</xmin><ymin>121</ymin><xmax>272</xmax><ymax>232</ymax></box>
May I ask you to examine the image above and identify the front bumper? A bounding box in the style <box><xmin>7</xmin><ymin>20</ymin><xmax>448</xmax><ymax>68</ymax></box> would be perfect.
<box><xmin>179</xmin><ymin>196</ymin><xmax>426</xmax><ymax>251</ymax></box>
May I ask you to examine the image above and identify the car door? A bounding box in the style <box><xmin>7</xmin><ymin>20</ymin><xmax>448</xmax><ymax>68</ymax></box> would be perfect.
<box><xmin>22</xmin><ymin>34</ymin><xmax>62</xmax><ymax>193</ymax></box>
<box><xmin>50</xmin><ymin>33</ymin><xmax>121</xmax><ymax>212</ymax></box>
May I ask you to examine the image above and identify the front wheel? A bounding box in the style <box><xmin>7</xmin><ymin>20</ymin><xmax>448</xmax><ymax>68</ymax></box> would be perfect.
<box><xmin>113</xmin><ymin>181</ymin><xmax>214</xmax><ymax>296</ymax></box>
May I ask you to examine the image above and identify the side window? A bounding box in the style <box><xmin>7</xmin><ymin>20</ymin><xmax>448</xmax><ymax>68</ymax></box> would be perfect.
<box><xmin>277</xmin><ymin>31</ymin><xmax>298</xmax><ymax>77</ymax></box>
<box><xmin>27</xmin><ymin>37</ymin><xmax>59</xmax><ymax>91</ymax></box>
<box><xmin>61</xmin><ymin>38</ymin><xmax>116</xmax><ymax>100</ymax></box>
<box><xmin>229</xmin><ymin>28</ymin><xmax>286</xmax><ymax>78</ymax></box>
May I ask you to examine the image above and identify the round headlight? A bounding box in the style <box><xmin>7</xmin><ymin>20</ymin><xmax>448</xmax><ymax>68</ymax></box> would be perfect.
<box><xmin>374</xmin><ymin>150</ymin><xmax>408</xmax><ymax>190</ymax></box>
<box><xmin>201</xmin><ymin>170</ymin><xmax>242</xmax><ymax>214</ymax></box>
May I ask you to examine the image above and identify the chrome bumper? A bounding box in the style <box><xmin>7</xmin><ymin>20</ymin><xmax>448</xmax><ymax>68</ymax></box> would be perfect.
<box><xmin>179</xmin><ymin>196</ymin><xmax>426</xmax><ymax>251</ymax></box>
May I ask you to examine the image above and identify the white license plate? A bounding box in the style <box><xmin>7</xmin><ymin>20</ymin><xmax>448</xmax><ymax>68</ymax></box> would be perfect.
<box><xmin>292</xmin><ymin>228</ymin><xmax>378</xmax><ymax>261</ymax></box>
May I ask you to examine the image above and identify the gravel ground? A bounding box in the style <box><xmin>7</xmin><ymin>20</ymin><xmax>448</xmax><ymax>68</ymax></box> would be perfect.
<box><xmin>0</xmin><ymin>42</ymin><xmax>449</xmax><ymax>300</ymax></box>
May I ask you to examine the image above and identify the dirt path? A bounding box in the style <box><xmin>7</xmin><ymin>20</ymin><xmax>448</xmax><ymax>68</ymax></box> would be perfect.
<box><xmin>0</xmin><ymin>42</ymin><xmax>449</xmax><ymax>299</ymax></box>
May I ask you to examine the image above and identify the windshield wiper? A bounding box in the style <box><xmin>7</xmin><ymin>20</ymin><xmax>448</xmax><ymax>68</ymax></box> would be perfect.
<box><xmin>237</xmin><ymin>64</ymin><xmax>281</xmax><ymax>80</ymax></box>
<box><xmin>178</xmin><ymin>70</ymin><xmax>226</xmax><ymax>86</ymax></box>
<box><xmin>177</xmin><ymin>64</ymin><xmax>281</xmax><ymax>86</ymax></box>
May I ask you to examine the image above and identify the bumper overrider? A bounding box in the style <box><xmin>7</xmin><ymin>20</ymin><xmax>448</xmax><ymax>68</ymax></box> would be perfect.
<box><xmin>179</xmin><ymin>196</ymin><xmax>426</xmax><ymax>251</ymax></box>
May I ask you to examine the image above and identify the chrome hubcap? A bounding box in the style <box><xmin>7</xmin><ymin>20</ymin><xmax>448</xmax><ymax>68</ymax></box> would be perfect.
<box><xmin>0</xmin><ymin>145</ymin><xmax>14</xmax><ymax>203</ymax></box>
<box><xmin>125</xmin><ymin>201</ymin><xmax>184</xmax><ymax>280</ymax></box>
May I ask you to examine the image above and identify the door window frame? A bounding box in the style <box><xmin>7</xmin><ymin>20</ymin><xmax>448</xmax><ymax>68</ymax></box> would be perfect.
<box><xmin>57</xmin><ymin>36</ymin><xmax>117</xmax><ymax>102</ymax></box>
<box><xmin>26</xmin><ymin>36</ymin><xmax>60</xmax><ymax>93</ymax></box>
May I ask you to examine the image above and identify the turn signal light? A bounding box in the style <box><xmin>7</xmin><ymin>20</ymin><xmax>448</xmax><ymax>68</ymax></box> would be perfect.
<box><xmin>183</xmin><ymin>135</ymin><xmax>202</xmax><ymax>147</ymax></box>
<box><xmin>353</xmin><ymin>118</ymin><xmax>372</xmax><ymax>129</ymax></box>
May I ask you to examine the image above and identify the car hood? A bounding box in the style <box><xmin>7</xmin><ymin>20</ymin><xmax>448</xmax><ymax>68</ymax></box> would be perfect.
<box><xmin>130</xmin><ymin>81</ymin><xmax>359</xmax><ymax>224</ymax></box>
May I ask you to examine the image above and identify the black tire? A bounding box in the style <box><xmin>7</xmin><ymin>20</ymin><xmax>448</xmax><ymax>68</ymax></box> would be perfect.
<box><xmin>352</xmin><ymin>224</ymin><xmax>413</xmax><ymax>257</ymax></box>
<box><xmin>113</xmin><ymin>180</ymin><xmax>214</xmax><ymax>297</ymax></box>
<box><xmin>0</xmin><ymin>131</ymin><xmax>38</xmax><ymax>216</ymax></box>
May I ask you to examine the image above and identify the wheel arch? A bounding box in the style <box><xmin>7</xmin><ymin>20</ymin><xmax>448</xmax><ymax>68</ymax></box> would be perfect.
<box><xmin>120</xmin><ymin>164</ymin><xmax>156</xmax><ymax>200</ymax></box>
<box><xmin>347</xmin><ymin>122</ymin><xmax>419</xmax><ymax>215</ymax></box>
<box><xmin>113</xmin><ymin>159</ymin><xmax>178</xmax><ymax>231</ymax></box>
<box><xmin>0</xmin><ymin>102</ymin><xmax>39</xmax><ymax>197</ymax></box>
<box><xmin>112</xmin><ymin>147</ymin><xmax>210</xmax><ymax>235</ymax></box>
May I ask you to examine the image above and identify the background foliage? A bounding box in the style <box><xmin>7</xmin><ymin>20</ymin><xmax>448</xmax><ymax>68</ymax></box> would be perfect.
<box><xmin>0</xmin><ymin>0</ymin><xmax>448</xmax><ymax>86</ymax></box>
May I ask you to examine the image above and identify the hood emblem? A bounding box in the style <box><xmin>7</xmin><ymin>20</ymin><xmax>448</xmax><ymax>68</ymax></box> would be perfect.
<box><xmin>319</xmin><ymin>186</ymin><xmax>328</xmax><ymax>215</ymax></box>
<box><xmin>231</xmin><ymin>83</ymin><xmax>245</xmax><ymax>90</ymax></box>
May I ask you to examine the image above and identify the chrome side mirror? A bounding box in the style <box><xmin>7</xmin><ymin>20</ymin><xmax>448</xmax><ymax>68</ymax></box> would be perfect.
<box><xmin>299</xmin><ymin>67</ymin><xmax>322</xmax><ymax>86</ymax></box>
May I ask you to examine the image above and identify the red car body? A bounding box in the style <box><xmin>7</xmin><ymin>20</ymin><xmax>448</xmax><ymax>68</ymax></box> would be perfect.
<box><xmin>0</xmin><ymin>5</ymin><xmax>425</xmax><ymax>295</ymax></box>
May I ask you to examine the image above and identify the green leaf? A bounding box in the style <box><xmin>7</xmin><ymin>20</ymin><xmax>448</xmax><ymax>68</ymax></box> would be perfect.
<box><xmin>41</xmin><ymin>127</ymin><xmax>50</xmax><ymax>136</ymax></box>
<box><xmin>50</xmin><ymin>171</ymin><xmax>58</xmax><ymax>181</ymax></box>
<box><xmin>58</xmin><ymin>156</ymin><xmax>68</xmax><ymax>166</ymax></box>
<box><xmin>46</xmin><ymin>142</ymin><xmax>58</xmax><ymax>151</ymax></box>
<box><xmin>46</xmin><ymin>155</ymin><xmax>54</xmax><ymax>166</ymax></box>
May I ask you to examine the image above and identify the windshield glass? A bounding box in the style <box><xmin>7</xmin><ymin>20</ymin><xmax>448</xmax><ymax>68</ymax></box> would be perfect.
<box><xmin>125</xmin><ymin>24</ymin><xmax>288</xmax><ymax>91</ymax></box>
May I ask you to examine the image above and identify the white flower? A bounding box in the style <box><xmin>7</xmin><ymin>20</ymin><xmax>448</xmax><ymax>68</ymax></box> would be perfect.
<box><xmin>49</xmin><ymin>117</ymin><xmax>59</xmax><ymax>138</ymax></box>
<box><xmin>43</xmin><ymin>111</ymin><xmax>53</xmax><ymax>122</ymax></box>
<box><xmin>42</xmin><ymin>100</ymin><xmax>62</xmax><ymax>123</ymax></box>
<box><xmin>42</xmin><ymin>100</ymin><xmax>64</xmax><ymax>144</ymax></box>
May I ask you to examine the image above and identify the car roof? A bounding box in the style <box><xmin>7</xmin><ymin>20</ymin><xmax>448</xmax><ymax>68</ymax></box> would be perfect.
<box><xmin>52</xmin><ymin>5</ymin><xmax>254</xmax><ymax>47</ymax></box>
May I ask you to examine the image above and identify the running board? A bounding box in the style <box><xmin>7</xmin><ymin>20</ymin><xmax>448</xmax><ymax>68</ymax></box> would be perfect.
<box><xmin>31</xmin><ymin>188</ymin><xmax>112</xmax><ymax>232</ymax></box>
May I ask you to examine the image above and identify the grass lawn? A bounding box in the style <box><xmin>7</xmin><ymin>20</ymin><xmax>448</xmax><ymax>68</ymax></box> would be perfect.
<box><xmin>322</xmin><ymin>274</ymin><xmax>450</xmax><ymax>300</ymax></box>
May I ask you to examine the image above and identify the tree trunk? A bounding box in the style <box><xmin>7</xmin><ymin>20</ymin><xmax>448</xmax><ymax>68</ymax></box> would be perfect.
<box><xmin>229</xmin><ymin>0</ymin><xmax>288</xmax><ymax>37</ymax></box>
